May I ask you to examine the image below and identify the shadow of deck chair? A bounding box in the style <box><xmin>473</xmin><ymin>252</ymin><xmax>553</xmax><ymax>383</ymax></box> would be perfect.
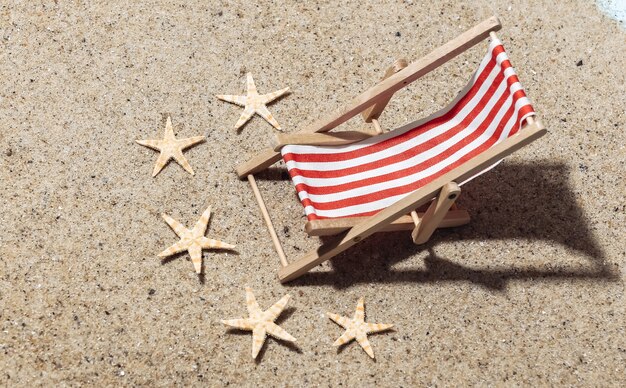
<box><xmin>235</xmin><ymin>16</ymin><xmax>547</xmax><ymax>283</ymax></box>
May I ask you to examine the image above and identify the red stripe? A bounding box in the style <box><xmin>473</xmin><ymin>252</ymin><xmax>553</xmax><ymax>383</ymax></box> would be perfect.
<box><xmin>509</xmin><ymin>104</ymin><xmax>535</xmax><ymax>136</ymax></box>
<box><xmin>518</xmin><ymin>104</ymin><xmax>534</xmax><ymax>119</ymax></box>
<box><xmin>512</xmin><ymin>89</ymin><xmax>526</xmax><ymax>101</ymax></box>
<box><xmin>492</xmin><ymin>44</ymin><xmax>505</xmax><ymax>57</ymax></box>
<box><xmin>507</xmin><ymin>75</ymin><xmax>520</xmax><ymax>88</ymax></box>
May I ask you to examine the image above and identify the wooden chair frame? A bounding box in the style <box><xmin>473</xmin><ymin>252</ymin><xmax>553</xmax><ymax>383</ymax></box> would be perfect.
<box><xmin>236</xmin><ymin>16</ymin><xmax>547</xmax><ymax>282</ymax></box>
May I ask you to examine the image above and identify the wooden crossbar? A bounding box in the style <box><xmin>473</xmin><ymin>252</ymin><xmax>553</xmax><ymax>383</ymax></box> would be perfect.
<box><xmin>235</xmin><ymin>16</ymin><xmax>502</xmax><ymax>178</ymax></box>
<box><xmin>305</xmin><ymin>209</ymin><xmax>470</xmax><ymax>236</ymax></box>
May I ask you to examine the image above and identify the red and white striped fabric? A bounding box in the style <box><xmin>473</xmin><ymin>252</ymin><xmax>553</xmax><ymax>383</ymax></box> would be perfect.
<box><xmin>282</xmin><ymin>38</ymin><xmax>536</xmax><ymax>220</ymax></box>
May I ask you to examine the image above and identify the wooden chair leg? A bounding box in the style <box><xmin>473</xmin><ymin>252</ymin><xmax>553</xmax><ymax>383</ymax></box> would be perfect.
<box><xmin>247</xmin><ymin>174</ymin><xmax>289</xmax><ymax>267</ymax></box>
<box><xmin>411</xmin><ymin>182</ymin><xmax>461</xmax><ymax>244</ymax></box>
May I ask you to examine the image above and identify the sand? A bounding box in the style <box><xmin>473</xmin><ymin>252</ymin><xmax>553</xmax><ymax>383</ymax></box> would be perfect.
<box><xmin>1</xmin><ymin>0</ymin><xmax>625</xmax><ymax>386</ymax></box>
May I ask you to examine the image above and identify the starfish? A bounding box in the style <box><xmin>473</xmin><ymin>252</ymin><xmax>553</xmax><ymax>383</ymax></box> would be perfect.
<box><xmin>327</xmin><ymin>297</ymin><xmax>394</xmax><ymax>359</ymax></box>
<box><xmin>136</xmin><ymin>115</ymin><xmax>205</xmax><ymax>177</ymax></box>
<box><xmin>216</xmin><ymin>73</ymin><xmax>289</xmax><ymax>130</ymax></box>
<box><xmin>222</xmin><ymin>287</ymin><xmax>296</xmax><ymax>359</ymax></box>
<box><xmin>158</xmin><ymin>205</ymin><xmax>235</xmax><ymax>274</ymax></box>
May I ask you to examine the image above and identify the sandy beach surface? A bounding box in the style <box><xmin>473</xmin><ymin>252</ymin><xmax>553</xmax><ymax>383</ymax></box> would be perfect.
<box><xmin>1</xmin><ymin>0</ymin><xmax>625</xmax><ymax>386</ymax></box>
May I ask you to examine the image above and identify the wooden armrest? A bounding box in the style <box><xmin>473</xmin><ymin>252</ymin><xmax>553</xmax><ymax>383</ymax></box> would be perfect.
<box><xmin>271</xmin><ymin>130</ymin><xmax>378</xmax><ymax>151</ymax></box>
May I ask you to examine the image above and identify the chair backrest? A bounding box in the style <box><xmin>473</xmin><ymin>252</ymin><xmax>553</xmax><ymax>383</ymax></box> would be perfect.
<box><xmin>282</xmin><ymin>37</ymin><xmax>536</xmax><ymax>220</ymax></box>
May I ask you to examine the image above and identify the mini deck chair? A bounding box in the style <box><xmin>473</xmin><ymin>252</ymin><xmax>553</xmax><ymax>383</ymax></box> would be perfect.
<box><xmin>235</xmin><ymin>17</ymin><xmax>547</xmax><ymax>282</ymax></box>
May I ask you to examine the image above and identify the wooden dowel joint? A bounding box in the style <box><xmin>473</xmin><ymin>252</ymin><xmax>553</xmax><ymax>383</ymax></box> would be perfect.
<box><xmin>411</xmin><ymin>182</ymin><xmax>461</xmax><ymax>245</ymax></box>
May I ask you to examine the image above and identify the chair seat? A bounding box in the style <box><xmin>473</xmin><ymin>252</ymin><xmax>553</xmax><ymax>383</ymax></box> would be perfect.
<box><xmin>281</xmin><ymin>38</ymin><xmax>535</xmax><ymax>221</ymax></box>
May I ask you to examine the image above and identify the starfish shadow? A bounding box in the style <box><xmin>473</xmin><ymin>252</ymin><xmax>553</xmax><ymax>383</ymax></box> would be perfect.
<box><xmin>160</xmin><ymin>248</ymin><xmax>239</xmax><ymax>283</ymax></box>
<box><xmin>275</xmin><ymin>306</ymin><xmax>297</xmax><ymax>325</ymax></box>
<box><xmin>160</xmin><ymin>252</ymin><xmax>186</xmax><ymax>266</ymax></box>
<box><xmin>255</xmin><ymin>162</ymin><xmax>619</xmax><ymax>290</ymax></box>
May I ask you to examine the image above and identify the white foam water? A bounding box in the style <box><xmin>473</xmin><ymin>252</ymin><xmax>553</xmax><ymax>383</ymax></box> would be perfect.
<box><xmin>597</xmin><ymin>0</ymin><xmax>626</xmax><ymax>26</ymax></box>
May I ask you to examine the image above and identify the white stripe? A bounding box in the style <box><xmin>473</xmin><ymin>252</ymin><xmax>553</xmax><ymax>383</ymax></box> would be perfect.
<box><xmin>514</xmin><ymin>97</ymin><xmax>531</xmax><ymax>112</ymax></box>
<box><xmin>490</xmin><ymin>38</ymin><xmax>502</xmax><ymax>50</ymax></box>
<box><xmin>504</xmin><ymin>67</ymin><xmax>516</xmax><ymax>79</ymax></box>
<box><xmin>519</xmin><ymin>111</ymin><xmax>536</xmax><ymax>129</ymax></box>
<box><xmin>496</xmin><ymin>52</ymin><xmax>508</xmax><ymax>65</ymax></box>
<box><xmin>510</xmin><ymin>81</ymin><xmax>523</xmax><ymax>94</ymax></box>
